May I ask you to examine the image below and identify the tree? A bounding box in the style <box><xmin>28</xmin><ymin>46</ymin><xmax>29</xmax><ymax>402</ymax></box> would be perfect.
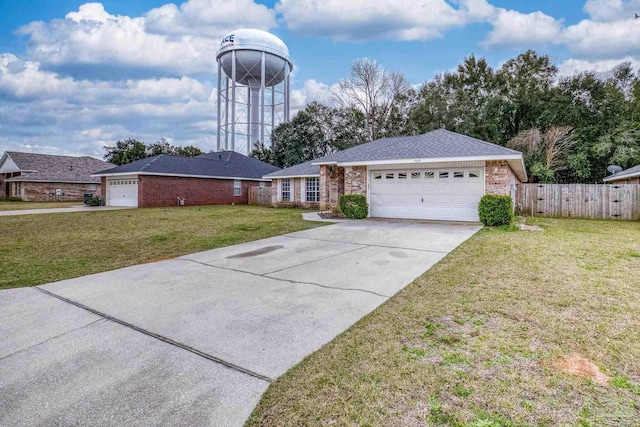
<box><xmin>104</xmin><ymin>138</ymin><xmax>203</xmax><ymax>165</ymax></box>
<box><xmin>507</xmin><ymin>126</ymin><xmax>576</xmax><ymax>182</ymax></box>
<box><xmin>333</xmin><ymin>58</ymin><xmax>411</xmax><ymax>141</ymax></box>
<box><xmin>104</xmin><ymin>139</ymin><xmax>147</xmax><ymax>165</ymax></box>
<box><xmin>254</xmin><ymin>102</ymin><xmax>366</xmax><ymax>168</ymax></box>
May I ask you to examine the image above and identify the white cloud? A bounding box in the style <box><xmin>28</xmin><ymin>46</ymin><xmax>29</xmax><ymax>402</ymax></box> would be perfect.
<box><xmin>275</xmin><ymin>0</ymin><xmax>492</xmax><ymax>42</ymax></box>
<box><xmin>145</xmin><ymin>0</ymin><xmax>276</xmax><ymax>36</ymax></box>
<box><xmin>561</xmin><ymin>18</ymin><xmax>640</xmax><ymax>59</ymax></box>
<box><xmin>558</xmin><ymin>56</ymin><xmax>640</xmax><ymax>76</ymax></box>
<box><xmin>15</xmin><ymin>1</ymin><xmax>276</xmax><ymax>78</ymax></box>
<box><xmin>290</xmin><ymin>79</ymin><xmax>337</xmax><ymax>112</ymax></box>
<box><xmin>483</xmin><ymin>9</ymin><xmax>563</xmax><ymax>49</ymax></box>
<box><xmin>0</xmin><ymin>54</ymin><xmax>216</xmax><ymax>156</ymax></box>
<box><xmin>583</xmin><ymin>0</ymin><xmax>640</xmax><ymax>21</ymax></box>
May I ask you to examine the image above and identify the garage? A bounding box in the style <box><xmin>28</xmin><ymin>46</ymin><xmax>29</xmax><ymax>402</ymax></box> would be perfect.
<box><xmin>369</xmin><ymin>167</ymin><xmax>485</xmax><ymax>221</ymax></box>
<box><xmin>107</xmin><ymin>178</ymin><xmax>138</xmax><ymax>207</ymax></box>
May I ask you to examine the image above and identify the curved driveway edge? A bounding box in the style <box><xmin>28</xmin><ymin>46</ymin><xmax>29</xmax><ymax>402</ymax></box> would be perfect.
<box><xmin>0</xmin><ymin>219</ymin><xmax>481</xmax><ymax>426</ymax></box>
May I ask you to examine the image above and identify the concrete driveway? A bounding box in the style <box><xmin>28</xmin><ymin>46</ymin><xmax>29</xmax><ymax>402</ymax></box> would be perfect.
<box><xmin>0</xmin><ymin>219</ymin><xmax>481</xmax><ymax>426</ymax></box>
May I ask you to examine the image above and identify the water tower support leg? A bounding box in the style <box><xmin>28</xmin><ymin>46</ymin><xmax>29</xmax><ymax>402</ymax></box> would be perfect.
<box><xmin>217</xmin><ymin>61</ymin><xmax>222</xmax><ymax>152</ymax></box>
<box><xmin>260</xmin><ymin>52</ymin><xmax>266</xmax><ymax>155</ymax></box>
<box><xmin>231</xmin><ymin>50</ymin><xmax>236</xmax><ymax>152</ymax></box>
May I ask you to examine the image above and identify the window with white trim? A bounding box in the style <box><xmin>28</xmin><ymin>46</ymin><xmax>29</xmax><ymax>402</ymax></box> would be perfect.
<box><xmin>453</xmin><ymin>171</ymin><xmax>464</xmax><ymax>178</ymax></box>
<box><xmin>439</xmin><ymin>171</ymin><xmax>449</xmax><ymax>179</ymax></box>
<box><xmin>469</xmin><ymin>170</ymin><xmax>480</xmax><ymax>178</ymax></box>
<box><xmin>305</xmin><ymin>177</ymin><xmax>319</xmax><ymax>202</ymax></box>
<box><xmin>234</xmin><ymin>180</ymin><xmax>242</xmax><ymax>196</ymax></box>
<box><xmin>373</xmin><ymin>172</ymin><xmax>382</xmax><ymax>180</ymax></box>
<box><xmin>411</xmin><ymin>172</ymin><xmax>421</xmax><ymax>179</ymax></box>
<box><xmin>398</xmin><ymin>172</ymin><xmax>407</xmax><ymax>179</ymax></box>
<box><xmin>281</xmin><ymin>178</ymin><xmax>291</xmax><ymax>201</ymax></box>
<box><xmin>90</xmin><ymin>184</ymin><xmax>97</xmax><ymax>191</ymax></box>
<box><xmin>385</xmin><ymin>173</ymin><xmax>394</xmax><ymax>180</ymax></box>
<box><xmin>425</xmin><ymin>171</ymin><xmax>435</xmax><ymax>179</ymax></box>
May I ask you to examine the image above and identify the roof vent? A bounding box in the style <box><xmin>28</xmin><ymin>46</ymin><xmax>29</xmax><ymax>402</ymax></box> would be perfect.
<box><xmin>607</xmin><ymin>165</ymin><xmax>622</xmax><ymax>175</ymax></box>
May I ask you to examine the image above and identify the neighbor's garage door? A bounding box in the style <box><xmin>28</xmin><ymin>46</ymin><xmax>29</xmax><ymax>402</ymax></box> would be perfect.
<box><xmin>370</xmin><ymin>168</ymin><xmax>484</xmax><ymax>221</ymax></box>
<box><xmin>107</xmin><ymin>178</ymin><xmax>138</xmax><ymax>207</ymax></box>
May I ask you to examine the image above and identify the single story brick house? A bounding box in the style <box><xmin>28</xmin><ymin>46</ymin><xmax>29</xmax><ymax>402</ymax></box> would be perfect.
<box><xmin>264</xmin><ymin>129</ymin><xmax>527</xmax><ymax>222</ymax></box>
<box><xmin>0</xmin><ymin>151</ymin><xmax>112</xmax><ymax>201</ymax></box>
<box><xmin>603</xmin><ymin>164</ymin><xmax>640</xmax><ymax>184</ymax></box>
<box><xmin>93</xmin><ymin>151</ymin><xmax>279</xmax><ymax>207</ymax></box>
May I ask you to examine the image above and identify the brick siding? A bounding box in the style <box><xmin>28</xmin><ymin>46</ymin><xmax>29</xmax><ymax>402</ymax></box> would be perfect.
<box><xmin>123</xmin><ymin>175</ymin><xmax>267</xmax><ymax>208</ymax></box>
<box><xmin>485</xmin><ymin>161</ymin><xmax>519</xmax><ymax>196</ymax></box>
<box><xmin>344</xmin><ymin>166</ymin><xmax>367</xmax><ymax>196</ymax></box>
<box><xmin>17</xmin><ymin>181</ymin><xmax>101</xmax><ymax>202</ymax></box>
<box><xmin>320</xmin><ymin>165</ymin><xmax>345</xmax><ymax>210</ymax></box>
<box><xmin>610</xmin><ymin>176</ymin><xmax>640</xmax><ymax>184</ymax></box>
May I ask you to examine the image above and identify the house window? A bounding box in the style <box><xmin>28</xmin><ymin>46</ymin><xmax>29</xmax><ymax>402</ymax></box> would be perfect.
<box><xmin>281</xmin><ymin>178</ymin><xmax>291</xmax><ymax>201</ymax></box>
<box><xmin>14</xmin><ymin>182</ymin><xmax>20</xmax><ymax>196</ymax></box>
<box><xmin>398</xmin><ymin>172</ymin><xmax>407</xmax><ymax>179</ymax></box>
<box><xmin>373</xmin><ymin>172</ymin><xmax>382</xmax><ymax>180</ymax></box>
<box><xmin>469</xmin><ymin>171</ymin><xmax>480</xmax><ymax>178</ymax></box>
<box><xmin>411</xmin><ymin>172</ymin><xmax>421</xmax><ymax>179</ymax></box>
<box><xmin>234</xmin><ymin>180</ymin><xmax>242</xmax><ymax>196</ymax></box>
<box><xmin>90</xmin><ymin>184</ymin><xmax>97</xmax><ymax>191</ymax></box>
<box><xmin>454</xmin><ymin>171</ymin><xmax>464</xmax><ymax>178</ymax></box>
<box><xmin>306</xmin><ymin>177</ymin><xmax>319</xmax><ymax>202</ymax></box>
<box><xmin>439</xmin><ymin>171</ymin><xmax>449</xmax><ymax>179</ymax></box>
<box><xmin>385</xmin><ymin>173</ymin><xmax>394</xmax><ymax>180</ymax></box>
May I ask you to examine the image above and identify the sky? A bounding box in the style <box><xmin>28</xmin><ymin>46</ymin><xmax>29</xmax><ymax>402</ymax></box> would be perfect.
<box><xmin>1</xmin><ymin>0</ymin><xmax>640</xmax><ymax>158</ymax></box>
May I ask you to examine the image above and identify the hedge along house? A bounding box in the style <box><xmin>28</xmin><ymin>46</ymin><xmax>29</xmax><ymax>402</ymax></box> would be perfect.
<box><xmin>265</xmin><ymin>129</ymin><xmax>527</xmax><ymax>222</ymax></box>
<box><xmin>0</xmin><ymin>151</ymin><xmax>112</xmax><ymax>201</ymax></box>
<box><xmin>93</xmin><ymin>151</ymin><xmax>279</xmax><ymax>208</ymax></box>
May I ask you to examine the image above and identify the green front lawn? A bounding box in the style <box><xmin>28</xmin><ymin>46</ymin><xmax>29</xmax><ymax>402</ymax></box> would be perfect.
<box><xmin>0</xmin><ymin>206</ymin><xmax>324</xmax><ymax>290</ymax></box>
<box><xmin>248</xmin><ymin>219</ymin><xmax>640</xmax><ymax>427</ymax></box>
<box><xmin>0</xmin><ymin>201</ymin><xmax>82</xmax><ymax>211</ymax></box>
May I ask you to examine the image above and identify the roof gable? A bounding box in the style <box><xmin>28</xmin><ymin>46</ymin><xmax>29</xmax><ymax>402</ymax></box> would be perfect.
<box><xmin>95</xmin><ymin>152</ymin><xmax>281</xmax><ymax>180</ymax></box>
<box><xmin>265</xmin><ymin>129</ymin><xmax>526</xmax><ymax>181</ymax></box>
<box><xmin>2</xmin><ymin>152</ymin><xmax>113</xmax><ymax>183</ymax></box>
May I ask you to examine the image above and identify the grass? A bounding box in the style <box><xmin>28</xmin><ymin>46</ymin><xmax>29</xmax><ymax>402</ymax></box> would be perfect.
<box><xmin>247</xmin><ymin>218</ymin><xmax>640</xmax><ymax>427</ymax></box>
<box><xmin>0</xmin><ymin>200</ymin><xmax>82</xmax><ymax>211</ymax></box>
<box><xmin>0</xmin><ymin>205</ymin><xmax>324</xmax><ymax>290</ymax></box>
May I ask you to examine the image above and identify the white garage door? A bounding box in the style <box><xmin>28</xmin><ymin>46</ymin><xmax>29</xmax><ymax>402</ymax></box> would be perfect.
<box><xmin>370</xmin><ymin>168</ymin><xmax>484</xmax><ymax>221</ymax></box>
<box><xmin>107</xmin><ymin>178</ymin><xmax>138</xmax><ymax>207</ymax></box>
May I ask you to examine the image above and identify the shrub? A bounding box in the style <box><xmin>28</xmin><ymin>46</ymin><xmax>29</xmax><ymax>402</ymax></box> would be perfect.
<box><xmin>478</xmin><ymin>195</ymin><xmax>513</xmax><ymax>226</ymax></box>
<box><xmin>4</xmin><ymin>196</ymin><xmax>23</xmax><ymax>202</ymax></box>
<box><xmin>338</xmin><ymin>194</ymin><xmax>368</xmax><ymax>219</ymax></box>
<box><xmin>85</xmin><ymin>196</ymin><xmax>101</xmax><ymax>206</ymax></box>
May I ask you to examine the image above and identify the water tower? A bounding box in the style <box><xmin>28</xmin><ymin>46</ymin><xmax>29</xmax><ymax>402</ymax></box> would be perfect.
<box><xmin>216</xmin><ymin>29</ymin><xmax>293</xmax><ymax>155</ymax></box>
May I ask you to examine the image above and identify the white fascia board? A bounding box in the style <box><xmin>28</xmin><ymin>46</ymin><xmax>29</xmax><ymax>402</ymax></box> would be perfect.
<box><xmin>603</xmin><ymin>171</ymin><xmax>640</xmax><ymax>182</ymax></box>
<box><xmin>263</xmin><ymin>174</ymin><xmax>320</xmax><ymax>179</ymax></box>
<box><xmin>0</xmin><ymin>155</ymin><xmax>21</xmax><ymax>174</ymax></box>
<box><xmin>311</xmin><ymin>161</ymin><xmax>338</xmax><ymax>166</ymax></box>
<box><xmin>93</xmin><ymin>171</ymin><xmax>270</xmax><ymax>182</ymax></box>
<box><xmin>334</xmin><ymin>154</ymin><xmax>523</xmax><ymax>167</ymax></box>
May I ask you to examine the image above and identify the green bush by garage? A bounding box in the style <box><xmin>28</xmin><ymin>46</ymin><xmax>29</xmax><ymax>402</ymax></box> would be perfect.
<box><xmin>478</xmin><ymin>195</ymin><xmax>513</xmax><ymax>226</ymax></box>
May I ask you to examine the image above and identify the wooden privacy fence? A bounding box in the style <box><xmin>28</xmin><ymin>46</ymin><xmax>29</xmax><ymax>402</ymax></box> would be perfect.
<box><xmin>516</xmin><ymin>183</ymin><xmax>640</xmax><ymax>220</ymax></box>
<box><xmin>248</xmin><ymin>186</ymin><xmax>271</xmax><ymax>206</ymax></box>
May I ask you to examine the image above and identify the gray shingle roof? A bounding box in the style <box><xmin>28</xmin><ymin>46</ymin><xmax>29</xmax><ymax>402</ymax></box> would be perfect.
<box><xmin>95</xmin><ymin>151</ymin><xmax>280</xmax><ymax>180</ymax></box>
<box><xmin>263</xmin><ymin>160</ymin><xmax>319</xmax><ymax>178</ymax></box>
<box><xmin>603</xmin><ymin>163</ymin><xmax>640</xmax><ymax>182</ymax></box>
<box><xmin>3</xmin><ymin>152</ymin><xmax>113</xmax><ymax>183</ymax></box>
<box><xmin>314</xmin><ymin>129</ymin><xmax>521</xmax><ymax>164</ymax></box>
<box><xmin>265</xmin><ymin>129</ymin><xmax>523</xmax><ymax>179</ymax></box>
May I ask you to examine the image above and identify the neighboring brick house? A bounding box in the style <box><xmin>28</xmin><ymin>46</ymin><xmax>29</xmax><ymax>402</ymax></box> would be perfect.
<box><xmin>265</xmin><ymin>129</ymin><xmax>527</xmax><ymax>222</ymax></box>
<box><xmin>93</xmin><ymin>151</ymin><xmax>279</xmax><ymax>208</ymax></box>
<box><xmin>603</xmin><ymin>164</ymin><xmax>640</xmax><ymax>184</ymax></box>
<box><xmin>0</xmin><ymin>151</ymin><xmax>112</xmax><ymax>201</ymax></box>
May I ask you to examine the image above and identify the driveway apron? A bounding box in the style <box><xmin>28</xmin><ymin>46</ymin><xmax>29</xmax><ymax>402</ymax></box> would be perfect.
<box><xmin>0</xmin><ymin>219</ymin><xmax>481</xmax><ymax>426</ymax></box>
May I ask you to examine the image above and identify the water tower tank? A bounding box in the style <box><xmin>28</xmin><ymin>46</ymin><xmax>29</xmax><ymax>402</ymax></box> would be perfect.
<box><xmin>216</xmin><ymin>29</ymin><xmax>293</xmax><ymax>155</ymax></box>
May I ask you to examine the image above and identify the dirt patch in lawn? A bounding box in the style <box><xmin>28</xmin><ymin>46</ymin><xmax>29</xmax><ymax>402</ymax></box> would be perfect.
<box><xmin>554</xmin><ymin>354</ymin><xmax>610</xmax><ymax>385</ymax></box>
